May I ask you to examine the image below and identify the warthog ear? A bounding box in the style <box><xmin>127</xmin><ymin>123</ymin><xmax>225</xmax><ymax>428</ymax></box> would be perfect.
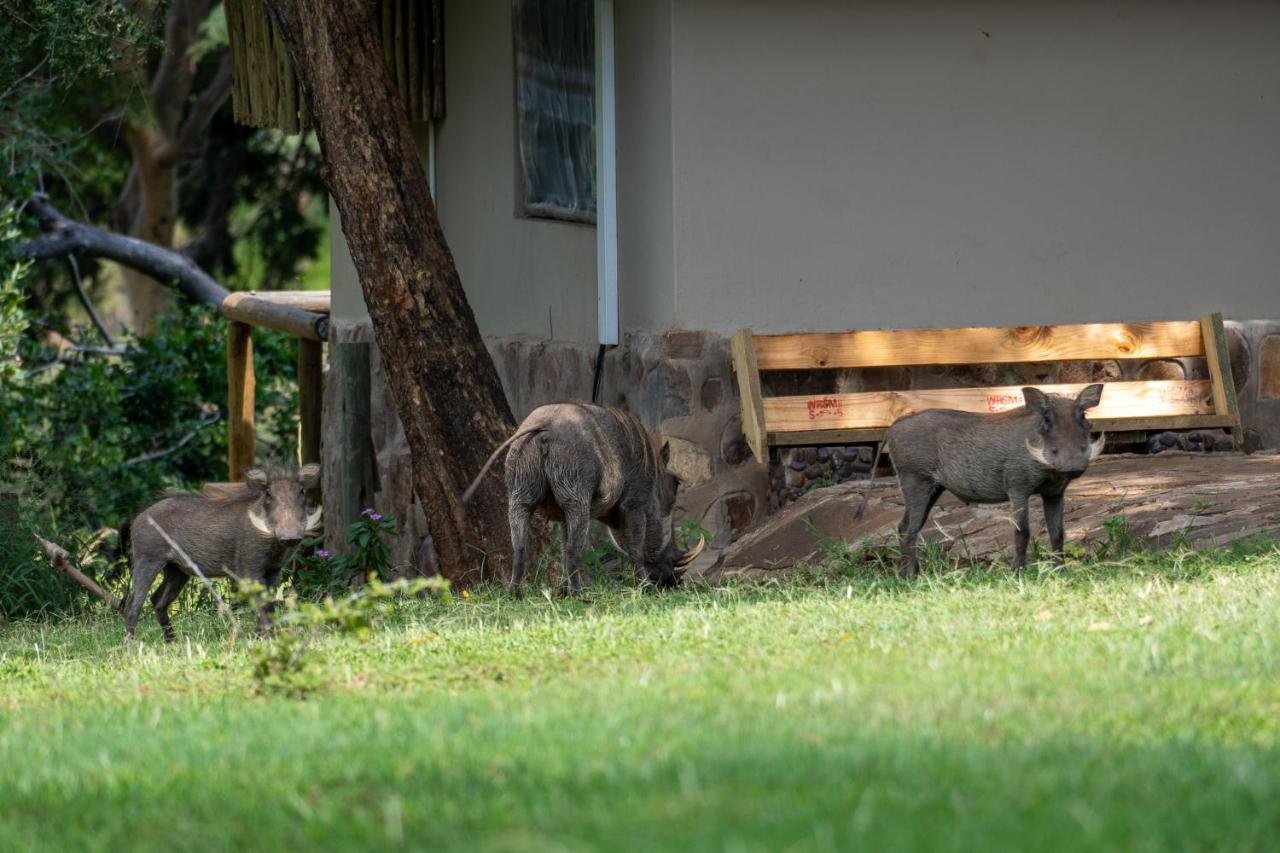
<box><xmin>660</xmin><ymin>438</ymin><xmax>671</xmax><ymax>466</ymax></box>
<box><xmin>1076</xmin><ymin>383</ymin><xmax>1104</xmax><ymax>411</ymax></box>
<box><xmin>298</xmin><ymin>463</ymin><xmax>321</xmax><ymax>489</ymax></box>
<box><xmin>245</xmin><ymin>468</ymin><xmax>269</xmax><ymax>491</ymax></box>
<box><xmin>1021</xmin><ymin>387</ymin><xmax>1050</xmax><ymax>413</ymax></box>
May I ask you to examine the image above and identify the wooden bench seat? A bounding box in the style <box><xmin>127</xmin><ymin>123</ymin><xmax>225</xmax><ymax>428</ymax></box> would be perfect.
<box><xmin>731</xmin><ymin>313</ymin><xmax>1242</xmax><ymax>463</ymax></box>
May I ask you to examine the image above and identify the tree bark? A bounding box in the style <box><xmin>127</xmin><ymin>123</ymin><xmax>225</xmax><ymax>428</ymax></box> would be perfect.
<box><xmin>265</xmin><ymin>0</ymin><xmax>517</xmax><ymax>585</ymax></box>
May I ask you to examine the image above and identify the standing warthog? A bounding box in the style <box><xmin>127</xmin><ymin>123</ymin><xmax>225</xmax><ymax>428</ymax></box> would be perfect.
<box><xmin>859</xmin><ymin>385</ymin><xmax>1105</xmax><ymax>576</ymax></box>
<box><xmin>121</xmin><ymin>464</ymin><xmax>321</xmax><ymax>640</ymax></box>
<box><xmin>464</xmin><ymin>403</ymin><xmax>705</xmax><ymax>594</ymax></box>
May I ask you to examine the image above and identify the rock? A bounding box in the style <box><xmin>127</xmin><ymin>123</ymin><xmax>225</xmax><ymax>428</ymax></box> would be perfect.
<box><xmin>700</xmin><ymin>376</ymin><xmax>724</xmax><ymax>411</ymax></box>
<box><xmin>661</xmin><ymin>364</ymin><xmax>692</xmax><ymax>419</ymax></box>
<box><xmin>664</xmin><ymin>437</ymin><xmax>713</xmax><ymax>487</ymax></box>
<box><xmin>720</xmin><ymin>415</ymin><xmax>751</xmax><ymax>466</ymax></box>
<box><xmin>784</xmin><ymin>467</ymin><xmax>805</xmax><ymax>489</ymax></box>
<box><xmin>817</xmin><ymin>447</ymin><xmax>830</xmax><ymax>462</ymax></box>
<box><xmin>723</xmin><ymin>492</ymin><xmax>756</xmax><ymax>538</ymax></box>
<box><xmin>804</xmin><ymin>464</ymin><xmax>826</xmax><ymax>480</ymax></box>
<box><xmin>664</xmin><ymin>330</ymin><xmax>707</xmax><ymax>361</ymax></box>
<box><xmin>1228</xmin><ymin>326</ymin><xmax>1250</xmax><ymax>392</ymax></box>
<box><xmin>1260</xmin><ymin>334</ymin><xmax>1280</xmax><ymax>400</ymax></box>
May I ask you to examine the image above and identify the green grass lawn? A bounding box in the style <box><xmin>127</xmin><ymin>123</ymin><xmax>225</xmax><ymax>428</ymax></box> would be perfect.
<box><xmin>2</xmin><ymin>545</ymin><xmax>1280</xmax><ymax>852</ymax></box>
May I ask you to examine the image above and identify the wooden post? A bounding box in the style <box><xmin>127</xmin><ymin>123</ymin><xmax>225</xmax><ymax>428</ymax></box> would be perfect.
<box><xmin>1200</xmin><ymin>312</ymin><xmax>1245</xmax><ymax>451</ymax></box>
<box><xmin>730</xmin><ymin>329</ymin><xmax>769</xmax><ymax>464</ymax></box>
<box><xmin>332</xmin><ymin>341</ymin><xmax>376</xmax><ymax>549</ymax></box>
<box><xmin>298</xmin><ymin>337</ymin><xmax>323</xmax><ymax>466</ymax></box>
<box><xmin>227</xmin><ymin>321</ymin><xmax>256</xmax><ymax>481</ymax></box>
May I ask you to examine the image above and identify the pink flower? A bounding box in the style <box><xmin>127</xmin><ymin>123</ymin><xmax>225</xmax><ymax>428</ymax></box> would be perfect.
<box><xmin>316</xmin><ymin>549</ymin><xmax>331</xmax><ymax>559</ymax></box>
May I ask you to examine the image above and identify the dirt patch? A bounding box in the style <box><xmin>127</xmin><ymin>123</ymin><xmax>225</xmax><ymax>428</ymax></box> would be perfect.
<box><xmin>704</xmin><ymin>453</ymin><xmax>1280</xmax><ymax>578</ymax></box>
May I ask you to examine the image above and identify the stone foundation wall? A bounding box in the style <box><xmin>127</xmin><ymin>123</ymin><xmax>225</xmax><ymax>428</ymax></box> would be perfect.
<box><xmin>321</xmin><ymin>320</ymin><xmax>1280</xmax><ymax>569</ymax></box>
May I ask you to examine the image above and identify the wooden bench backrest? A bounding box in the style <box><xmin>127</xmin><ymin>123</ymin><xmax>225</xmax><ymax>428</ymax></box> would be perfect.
<box><xmin>731</xmin><ymin>313</ymin><xmax>1242</xmax><ymax>463</ymax></box>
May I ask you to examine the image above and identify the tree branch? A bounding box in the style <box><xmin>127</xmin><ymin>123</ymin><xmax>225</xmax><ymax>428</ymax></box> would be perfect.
<box><xmin>174</xmin><ymin>53</ymin><xmax>233</xmax><ymax>158</ymax></box>
<box><xmin>66</xmin><ymin>255</ymin><xmax>116</xmax><ymax>347</ymax></box>
<box><xmin>18</xmin><ymin>194</ymin><xmax>230</xmax><ymax>308</ymax></box>
<box><xmin>124</xmin><ymin>415</ymin><xmax>218</xmax><ymax>466</ymax></box>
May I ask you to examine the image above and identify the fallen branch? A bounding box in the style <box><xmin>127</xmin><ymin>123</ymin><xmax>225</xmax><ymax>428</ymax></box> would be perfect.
<box><xmin>33</xmin><ymin>533</ymin><xmax>121</xmax><ymax>610</ymax></box>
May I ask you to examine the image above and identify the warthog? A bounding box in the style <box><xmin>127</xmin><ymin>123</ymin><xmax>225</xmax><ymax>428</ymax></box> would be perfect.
<box><xmin>121</xmin><ymin>464</ymin><xmax>321</xmax><ymax>640</ymax></box>
<box><xmin>859</xmin><ymin>385</ymin><xmax>1105</xmax><ymax>576</ymax></box>
<box><xmin>464</xmin><ymin>403</ymin><xmax>705</xmax><ymax>594</ymax></box>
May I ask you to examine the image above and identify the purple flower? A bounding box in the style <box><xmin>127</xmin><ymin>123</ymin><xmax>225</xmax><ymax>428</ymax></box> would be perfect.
<box><xmin>361</xmin><ymin>508</ymin><xmax>374</xmax><ymax>517</ymax></box>
<box><xmin>316</xmin><ymin>549</ymin><xmax>331</xmax><ymax>559</ymax></box>
<box><xmin>369</xmin><ymin>513</ymin><xmax>383</xmax><ymax>521</ymax></box>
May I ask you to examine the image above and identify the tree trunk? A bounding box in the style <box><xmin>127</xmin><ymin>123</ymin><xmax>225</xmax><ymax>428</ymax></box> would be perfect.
<box><xmin>117</xmin><ymin>124</ymin><xmax>179</xmax><ymax>330</ymax></box>
<box><xmin>265</xmin><ymin>0</ymin><xmax>518</xmax><ymax>585</ymax></box>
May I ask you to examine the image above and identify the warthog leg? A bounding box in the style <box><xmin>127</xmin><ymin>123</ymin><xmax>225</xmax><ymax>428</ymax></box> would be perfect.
<box><xmin>150</xmin><ymin>564</ymin><xmax>190</xmax><ymax>643</ymax></box>
<box><xmin>507</xmin><ymin>502</ymin><xmax>533</xmax><ymax>596</ymax></box>
<box><xmin>1043</xmin><ymin>491</ymin><xmax>1066</xmax><ymax>567</ymax></box>
<box><xmin>1010</xmin><ymin>492</ymin><xmax>1032</xmax><ymax>570</ymax></box>
<box><xmin>125</xmin><ymin>556</ymin><xmax>165</xmax><ymax>640</ymax></box>
<box><xmin>560</xmin><ymin>502</ymin><xmax>591</xmax><ymax>596</ymax></box>
<box><xmin>896</xmin><ymin>474</ymin><xmax>943</xmax><ymax>579</ymax></box>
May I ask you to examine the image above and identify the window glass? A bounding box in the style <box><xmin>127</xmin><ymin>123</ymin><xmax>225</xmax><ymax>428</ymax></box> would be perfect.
<box><xmin>513</xmin><ymin>0</ymin><xmax>596</xmax><ymax>223</ymax></box>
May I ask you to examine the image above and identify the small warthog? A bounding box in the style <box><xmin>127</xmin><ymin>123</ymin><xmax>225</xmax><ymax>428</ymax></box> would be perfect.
<box><xmin>121</xmin><ymin>464</ymin><xmax>321</xmax><ymax>640</ymax></box>
<box><xmin>464</xmin><ymin>403</ymin><xmax>705</xmax><ymax>594</ymax></box>
<box><xmin>859</xmin><ymin>385</ymin><xmax>1105</xmax><ymax>576</ymax></box>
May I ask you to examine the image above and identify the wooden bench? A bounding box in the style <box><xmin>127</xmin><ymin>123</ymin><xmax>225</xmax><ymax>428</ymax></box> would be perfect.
<box><xmin>730</xmin><ymin>313</ymin><xmax>1242</xmax><ymax>463</ymax></box>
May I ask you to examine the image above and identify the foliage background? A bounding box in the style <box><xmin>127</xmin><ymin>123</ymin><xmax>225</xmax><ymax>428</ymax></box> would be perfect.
<box><xmin>0</xmin><ymin>1</ymin><xmax>329</xmax><ymax>619</ymax></box>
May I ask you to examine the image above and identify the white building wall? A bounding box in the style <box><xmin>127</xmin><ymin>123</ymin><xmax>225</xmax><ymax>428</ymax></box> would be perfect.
<box><xmin>669</xmin><ymin>0</ymin><xmax>1280</xmax><ymax>332</ymax></box>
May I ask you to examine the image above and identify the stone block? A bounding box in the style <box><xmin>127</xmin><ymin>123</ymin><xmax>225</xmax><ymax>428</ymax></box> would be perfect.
<box><xmin>665</xmin><ymin>436</ymin><xmax>713</xmax><ymax>488</ymax></box>
<box><xmin>1260</xmin><ymin>334</ymin><xmax>1280</xmax><ymax>400</ymax></box>
<box><xmin>720</xmin><ymin>415</ymin><xmax>751</xmax><ymax>466</ymax></box>
<box><xmin>664</xmin><ymin>330</ymin><xmax>707</xmax><ymax>361</ymax></box>
<box><xmin>700</xmin><ymin>376</ymin><xmax>724</xmax><ymax>411</ymax></box>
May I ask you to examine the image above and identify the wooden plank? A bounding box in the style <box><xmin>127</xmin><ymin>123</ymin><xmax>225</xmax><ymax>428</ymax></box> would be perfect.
<box><xmin>761</xmin><ymin>380</ymin><xmax>1217</xmax><ymax>434</ymax></box>
<box><xmin>753</xmin><ymin>320</ymin><xmax>1206</xmax><ymax>371</ymax></box>
<box><xmin>298</xmin><ymin>338</ymin><xmax>323</xmax><ymax>466</ymax></box>
<box><xmin>227</xmin><ymin>321</ymin><xmax>255</xmax><ymax>482</ymax></box>
<box><xmin>731</xmin><ymin>329</ymin><xmax>769</xmax><ymax>464</ymax></box>
<box><xmin>1200</xmin><ymin>312</ymin><xmax>1244</xmax><ymax>450</ymax></box>
<box><xmin>767</xmin><ymin>416</ymin><xmax>1235</xmax><ymax>448</ymax></box>
<box><xmin>221</xmin><ymin>292</ymin><xmax>329</xmax><ymax>340</ymax></box>
<box><xmin>242</xmin><ymin>290</ymin><xmax>331</xmax><ymax>312</ymax></box>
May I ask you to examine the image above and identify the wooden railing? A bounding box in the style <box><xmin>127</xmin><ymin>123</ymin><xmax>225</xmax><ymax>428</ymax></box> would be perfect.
<box><xmin>222</xmin><ymin>290</ymin><xmax>330</xmax><ymax>481</ymax></box>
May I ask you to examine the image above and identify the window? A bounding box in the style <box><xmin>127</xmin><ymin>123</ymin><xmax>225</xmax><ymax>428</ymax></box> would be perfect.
<box><xmin>513</xmin><ymin>0</ymin><xmax>596</xmax><ymax>223</ymax></box>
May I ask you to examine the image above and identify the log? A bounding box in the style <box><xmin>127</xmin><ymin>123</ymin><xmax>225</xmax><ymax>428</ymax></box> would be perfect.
<box><xmin>227</xmin><ymin>321</ymin><xmax>256</xmax><ymax>481</ymax></box>
<box><xmin>239</xmin><ymin>289</ymin><xmax>331</xmax><ymax>312</ymax></box>
<box><xmin>752</xmin><ymin>321</ymin><xmax>1207</xmax><ymax>371</ymax></box>
<box><xmin>220</xmin><ymin>292</ymin><xmax>329</xmax><ymax>340</ymax></box>
<box><xmin>298</xmin><ymin>337</ymin><xmax>323</xmax><ymax>465</ymax></box>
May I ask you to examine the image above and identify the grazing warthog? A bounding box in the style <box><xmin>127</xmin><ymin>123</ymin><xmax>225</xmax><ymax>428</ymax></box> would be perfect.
<box><xmin>121</xmin><ymin>464</ymin><xmax>321</xmax><ymax>640</ymax></box>
<box><xmin>859</xmin><ymin>385</ymin><xmax>1105</xmax><ymax>576</ymax></box>
<box><xmin>464</xmin><ymin>403</ymin><xmax>705</xmax><ymax>594</ymax></box>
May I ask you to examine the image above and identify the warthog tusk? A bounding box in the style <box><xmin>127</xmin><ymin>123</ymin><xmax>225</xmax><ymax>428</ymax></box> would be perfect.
<box><xmin>247</xmin><ymin>506</ymin><xmax>273</xmax><ymax>537</ymax></box>
<box><xmin>1089</xmin><ymin>432</ymin><xmax>1106</xmax><ymax>461</ymax></box>
<box><xmin>1024</xmin><ymin>438</ymin><xmax>1051</xmax><ymax>467</ymax></box>
<box><xmin>675</xmin><ymin>534</ymin><xmax>706</xmax><ymax>567</ymax></box>
<box><xmin>304</xmin><ymin>507</ymin><xmax>323</xmax><ymax>532</ymax></box>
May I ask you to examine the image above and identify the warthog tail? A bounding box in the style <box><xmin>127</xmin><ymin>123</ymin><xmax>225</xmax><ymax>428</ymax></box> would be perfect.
<box><xmin>461</xmin><ymin>428</ymin><xmax>547</xmax><ymax>505</ymax></box>
<box><xmin>855</xmin><ymin>439</ymin><xmax>891</xmax><ymax>521</ymax></box>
